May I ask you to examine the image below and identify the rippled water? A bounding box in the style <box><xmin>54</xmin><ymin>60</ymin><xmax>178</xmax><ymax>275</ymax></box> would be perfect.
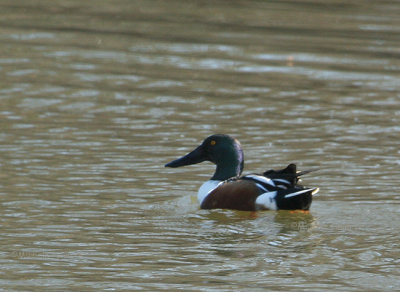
<box><xmin>1</xmin><ymin>0</ymin><xmax>399</xmax><ymax>291</ymax></box>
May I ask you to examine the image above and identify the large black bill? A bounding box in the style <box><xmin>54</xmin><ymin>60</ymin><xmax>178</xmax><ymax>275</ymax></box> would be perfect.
<box><xmin>165</xmin><ymin>146</ymin><xmax>206</xmax><ymax>168</ymax></box>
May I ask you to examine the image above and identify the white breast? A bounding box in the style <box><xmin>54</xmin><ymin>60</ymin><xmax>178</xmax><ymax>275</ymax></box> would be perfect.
<box><xmin>197</xmin><ymin>180</ymin><xmax>223</xmax><ymax>205</ymax></box>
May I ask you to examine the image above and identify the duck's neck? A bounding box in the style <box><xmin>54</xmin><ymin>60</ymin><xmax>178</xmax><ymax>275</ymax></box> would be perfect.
<box><xmin>211</xmin><ymin>153</ymin><xmax>244</xmax><ymax>181</ymax></box>
<box><xmin>211</xmin><ymin>165</ymin><xmax>240</xmax><ymax>181</ymax></box>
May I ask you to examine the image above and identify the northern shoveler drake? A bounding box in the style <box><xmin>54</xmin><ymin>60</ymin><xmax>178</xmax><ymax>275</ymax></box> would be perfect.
<box><xmin>165</xmin><ymin>134</ymin><xmax>319</xmax><ymax>211</ymax></box>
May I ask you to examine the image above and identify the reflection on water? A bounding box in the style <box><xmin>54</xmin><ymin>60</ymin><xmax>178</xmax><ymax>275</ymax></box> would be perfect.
<box><xmin>1</xmin><ymin>0</ymin><xmax>400</xmax><ymax>290</ymax></box>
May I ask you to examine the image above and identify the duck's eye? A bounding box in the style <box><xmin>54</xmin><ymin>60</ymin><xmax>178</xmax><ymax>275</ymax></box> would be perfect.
<box><xmin>210</xmin><ymin>140</ymin><xmax>216</xmax><ymax>146</ymax></box>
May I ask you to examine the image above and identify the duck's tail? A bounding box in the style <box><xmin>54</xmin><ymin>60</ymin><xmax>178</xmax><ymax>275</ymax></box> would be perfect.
<box><xmin>275</xmin><ymin>187</ymin><xmax>319</xmax><ymax>210</ymax></box>
<box><xmin>254</xmin><ymin>163</ymin><xmax>319</xmax><ymax>210</ymax></box>
<box><xmin>263</xmin><ymin>163</ymin><xmax>319</xmax><ymax>186</ymax></box>
<box><xmin>255</xmin><ymin>187</ymin><xmax>319</xmax><ymax>211</ymax></box>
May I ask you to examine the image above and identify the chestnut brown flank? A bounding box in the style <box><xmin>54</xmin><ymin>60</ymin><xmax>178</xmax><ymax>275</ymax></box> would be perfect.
<box><xmin>200</xmin><ymin>180</ymin><xmax>261</xmax><ymax>211</ymax></box>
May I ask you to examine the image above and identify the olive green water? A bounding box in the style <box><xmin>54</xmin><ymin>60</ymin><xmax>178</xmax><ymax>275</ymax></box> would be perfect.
<box><xmin>0</xmin><ymin>0</ymin><xmax>399</xmax><ymax>291</ymax></box>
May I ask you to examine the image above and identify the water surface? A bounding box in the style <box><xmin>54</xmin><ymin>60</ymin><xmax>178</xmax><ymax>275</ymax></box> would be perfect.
<box><xmin>0</xmin><ymin>0</ymin><xmax>399</xmax><ymax>291</ymax></box>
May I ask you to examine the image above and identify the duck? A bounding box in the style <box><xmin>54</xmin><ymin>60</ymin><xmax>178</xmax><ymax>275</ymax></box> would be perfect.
<box><xmin>165</xmin><ymin>134</ymin><xmax>319</xmax><ymax>211</ymax></box>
